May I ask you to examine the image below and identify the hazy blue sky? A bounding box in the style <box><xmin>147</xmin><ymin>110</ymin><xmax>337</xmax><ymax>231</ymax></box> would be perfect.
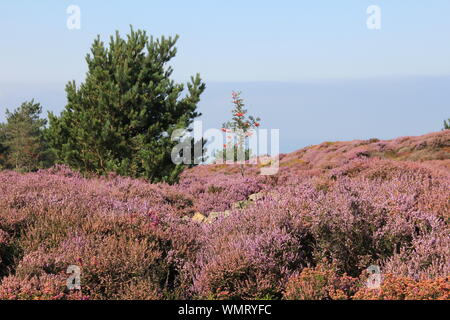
<box><xmin>1</xmin><ymin>1</ymin><xmax>449</xmax><ymax>152</ymax></box>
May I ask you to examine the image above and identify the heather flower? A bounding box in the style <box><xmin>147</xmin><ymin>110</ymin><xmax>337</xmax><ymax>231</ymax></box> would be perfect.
<box><xmin>0</xmin><ymin>130</ymin><xmax>448</xmax><ymax>300</ymax></box>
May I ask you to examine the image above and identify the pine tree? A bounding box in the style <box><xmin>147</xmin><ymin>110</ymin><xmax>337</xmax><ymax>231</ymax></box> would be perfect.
<box><xmin>1</xmin><ymin>100</ymin><xmax>50</xmax><ymax>171</ymax></box>
<box><xmin>444</xmin><ymin>118</ymin><xmax>450</xmax><ymax>130</ymax></box>
<box><xmin>47</xmin><ymin>27</ymin><xmax>205</xmax><ymax>182</ymax></box>
<box><xmin>0</xmin><ymin>123</ymin><xmax>7</xmax><ymax>169</ymax></box>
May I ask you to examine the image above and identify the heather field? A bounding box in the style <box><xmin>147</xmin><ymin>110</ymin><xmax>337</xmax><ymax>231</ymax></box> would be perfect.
<box><xmin>0</xmin><ymin>130</ymin><xmax>449</xmax><ymax>300</ymax></box>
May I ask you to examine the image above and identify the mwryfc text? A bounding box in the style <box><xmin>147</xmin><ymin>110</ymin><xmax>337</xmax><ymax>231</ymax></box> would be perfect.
<box><xmin>178</xmin><ymin>304</ymin><xmax>272</xmax><ymax>317</ymax></box>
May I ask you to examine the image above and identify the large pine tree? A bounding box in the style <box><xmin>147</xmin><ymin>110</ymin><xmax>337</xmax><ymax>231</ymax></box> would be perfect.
<box><xmin>47</xmin><ymin>27</ymin><xmax>205</xmax><ymax>182</ymax></box>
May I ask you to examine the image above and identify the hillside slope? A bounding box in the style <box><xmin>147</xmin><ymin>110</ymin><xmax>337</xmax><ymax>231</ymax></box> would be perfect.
<box><xmin>184</xmin><ymin>130</ymin><xmax>450</xmax><ymax>178</ymax></box>
<box><xmin>0</xmin><ymin>130</ymin><xmax>448</xmax><ymax>300</ymax></box>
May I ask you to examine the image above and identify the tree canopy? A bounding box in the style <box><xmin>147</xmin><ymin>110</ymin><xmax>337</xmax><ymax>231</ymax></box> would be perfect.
<box><xmin>47</xmin><ymin>27</ymin><xmax>205</xmax><ymax>182</ymax></box>
<box><xmin>0</xmin><ymin>100</ymin><xmax>50</xmax><ymax>171</ymax></box>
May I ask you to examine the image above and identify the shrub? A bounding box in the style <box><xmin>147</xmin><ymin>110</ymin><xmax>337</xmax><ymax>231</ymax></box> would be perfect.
<box><xmin>0</xmin><ymin>130</ymin><xmax>448</xmax><ymax>300</ymax></box>
<box><xmin>283</xmin><ymin>264</ymin><xmax>358</xmax><ymax>300</ymax></box>
<box><xmin>353</xmin><ymin>274</ymin><xmax>450</xmax><ymax>300</ymax></box>
<box><xmin>0</xmin><ymin>274</ymin><xmax>86</xmax><ymax>300</ymax></box>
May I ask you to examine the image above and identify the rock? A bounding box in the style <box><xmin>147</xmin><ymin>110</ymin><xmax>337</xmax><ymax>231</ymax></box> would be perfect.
<box><xmin>248</xmin><ymin>192</ymin><xmax>264</xmax><ymax>202</ymax></box>
<box><xmin>192</xmin><ymin>212</ymin><xmax>206</xmax><ymax>223</ymax></box>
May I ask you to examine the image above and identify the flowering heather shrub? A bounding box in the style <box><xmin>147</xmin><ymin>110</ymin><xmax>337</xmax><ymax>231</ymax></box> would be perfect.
<box><xmin>0</xmin><ymin>131</ymin><xmax>448</xmax><ymax>300</ymax></box>
<box><xmin>276</xmin><ymin>130</ymin><xmax>450</xmax><ymax>175</ymax></box>
<box><xmin>0</xmin><ymin>274</ymin><xmax>85</xmax><ymax>300</ymax></box>
<box><xmin>0</xmin><ymin>228</ymin><xmax>13</xmax><ymax>277</ymax></box>
<box><xmin>283</xmin><ymin>264</ymin><xmax>358</xmax><ymax>300</ymax></box>
<box><xmin>382</xmin><ymin>230</ymin><xmax>449</xmax><ymax>280</ymax></box>
<box><xmin>0</xmin><ymin>168</ymin><xmax>178</xmax><ymax>299</ymax></box>
<box><xmin>188</xmin><ymin>207</ymin><xmax>312</xmax><ymax>299</ymax></box>
<box><xmin>175</xmin><ymin>173</ymin><xmax>263</xmax><ymax>214</ymax></box>
<box><xmin>353</xmin><ymin>274</ymin><xmax>450</xmax><ymax>300</ymax></box>
<box><xmin>284</xmin><ymin>270</ymin><xmax>450</xmax><ymax>300</ymax></box>
<box><xmin>14</xmin><ymin>231</ymin><xmax>166</xmax><ymax>300</ymax></box>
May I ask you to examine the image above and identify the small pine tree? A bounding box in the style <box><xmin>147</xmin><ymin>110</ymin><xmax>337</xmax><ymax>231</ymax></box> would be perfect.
<box><xmin>444</xmin><ymin>118</ymin><xmax>450</xmax><ymax>130</ymax></box>
<box><xmin>215</xmin><ymin>91</ymin><xmax>260</xmax><ymax>174</ymax></box>
<box><xmin>1</xmin><ymin>100</ymin><xmax>51</xmax><ymax>171</ymax></box>
<box><xmin>47</xmin><ymin>27</ymin><xmax>205</xmax><ymax>183</ymax></box>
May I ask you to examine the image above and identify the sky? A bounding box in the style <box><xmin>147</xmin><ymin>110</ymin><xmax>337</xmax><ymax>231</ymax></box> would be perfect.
<box><xmin>0</xmin><ymin>1</ymin><xmax>449</xmax><ymax>153</ymax></box>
